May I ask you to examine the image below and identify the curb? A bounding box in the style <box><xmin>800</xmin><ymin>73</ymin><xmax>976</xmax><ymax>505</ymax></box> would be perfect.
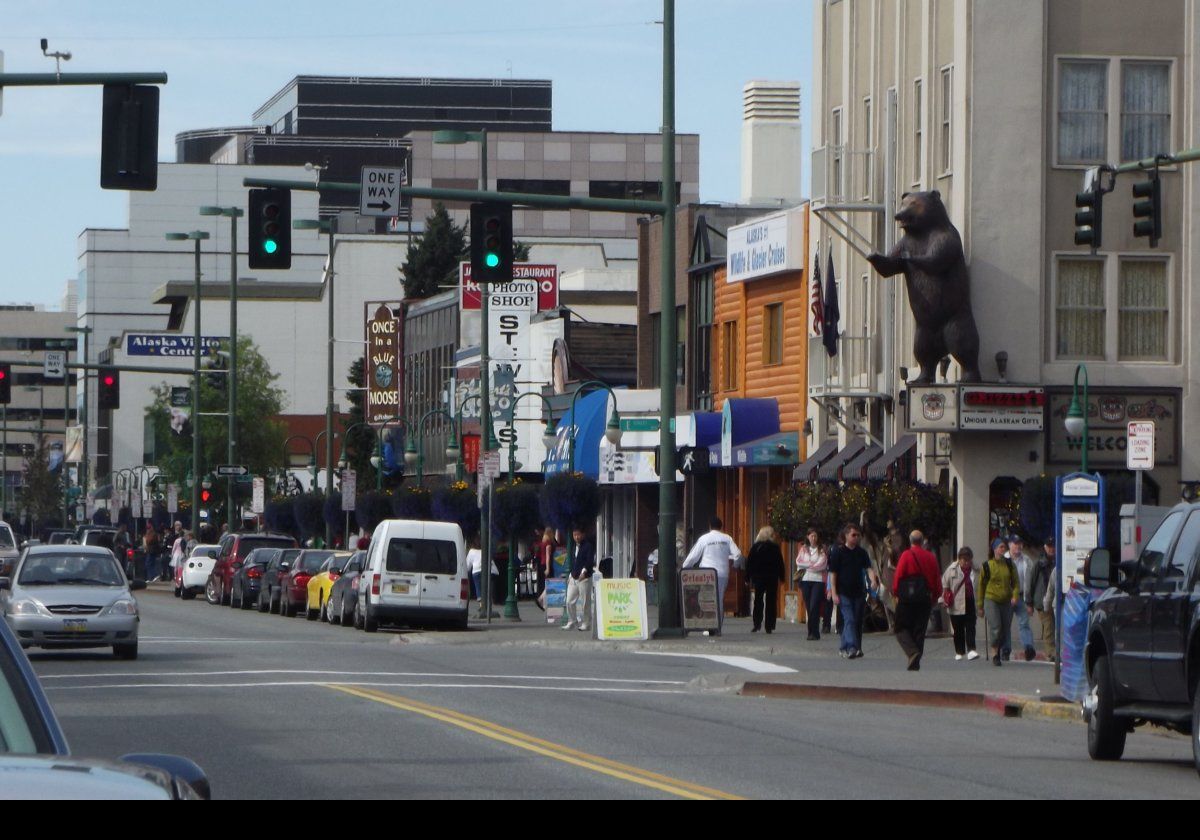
<box><xmin>739</xmin><ymin>681</ymin><xmax>1082</xmax><ymax>723</ymax></box>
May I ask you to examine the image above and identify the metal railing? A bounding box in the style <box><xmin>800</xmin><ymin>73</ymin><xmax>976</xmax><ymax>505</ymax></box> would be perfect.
<box><xmin>808</xmin><ymin>335</ymin><xmax>877</xmax><ymax>397</ymax></box>
<box><xmin>811</xmin><ymin>144</ymin><xmax>876</xmax><ymax>205</ymax></box>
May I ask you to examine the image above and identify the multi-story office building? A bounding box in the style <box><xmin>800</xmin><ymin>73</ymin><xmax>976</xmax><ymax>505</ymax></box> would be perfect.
<box><xmin>808</xmin><ymin>0</ymin><xmax>1197</xmax><ymax>548</ymax></box>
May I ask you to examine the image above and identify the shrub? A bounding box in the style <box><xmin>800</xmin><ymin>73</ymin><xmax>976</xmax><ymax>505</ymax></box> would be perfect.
<box><xmin>432</xmin><ymin>481</ymin><xmax>480</xmax><ymax>540</ymax></box>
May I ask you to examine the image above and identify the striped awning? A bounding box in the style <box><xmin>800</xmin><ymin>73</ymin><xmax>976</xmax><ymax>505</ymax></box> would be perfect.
<box><xmin>792</xmin><ymin>439</ymin><xmax>837</xmax><ymax>483</ymax></box>
<box><xmin>866</xmin><ymin>435</ymin><xmax>918</xmax><ymax>481</ymax></box>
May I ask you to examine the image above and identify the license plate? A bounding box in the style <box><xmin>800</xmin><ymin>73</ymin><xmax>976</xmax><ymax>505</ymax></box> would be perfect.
<box><xmin>62</xmin><ymin>619</ymin><xmax>88</xmax><ymax>632</ymax></box>
<box><xmin>390</xmin><ymin>583</ymin><xmax>410</xmax><ymax>594</ymax></box>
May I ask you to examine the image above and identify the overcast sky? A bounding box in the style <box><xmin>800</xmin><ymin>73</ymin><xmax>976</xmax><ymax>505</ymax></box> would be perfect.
<box><xmin>0</xmin><ymin>0</ymin><xmax>813</xmax><ymax>308</ymax></box>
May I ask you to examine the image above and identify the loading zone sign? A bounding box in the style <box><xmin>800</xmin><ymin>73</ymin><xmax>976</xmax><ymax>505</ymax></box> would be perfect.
<box><xmin>360</xmin><ymin>166</ymin><xmax>405</xmax><ymax>217</ymax></box>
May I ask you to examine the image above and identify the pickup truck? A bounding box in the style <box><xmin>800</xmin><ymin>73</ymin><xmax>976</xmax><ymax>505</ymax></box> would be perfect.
<box><xmin>1083</xmin><ymin>501</ymin><xmax>1200</xmax><ymax>775</ymax></box>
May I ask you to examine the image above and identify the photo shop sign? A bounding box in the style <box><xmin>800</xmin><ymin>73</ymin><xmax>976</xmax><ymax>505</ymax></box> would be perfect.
<box><xmin>365</xmin><ymin>302</ymin><xmax>403</xmax><ymax>427</ymax></box>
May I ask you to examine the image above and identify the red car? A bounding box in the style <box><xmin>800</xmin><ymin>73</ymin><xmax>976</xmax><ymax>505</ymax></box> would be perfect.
<box><xmin>207</xmin><ymin>533</ymin><xmax>298</xmax><ymax>606</ymax></box>
<box><xmin>279</xmin><ymin>550</ymin><xmax>337</xmax><ymax>618</ymax></box>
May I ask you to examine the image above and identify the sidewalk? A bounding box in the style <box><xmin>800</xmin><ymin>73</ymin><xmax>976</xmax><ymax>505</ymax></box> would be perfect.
<box><xmin>424</xmin><ymin>598</ymin><xmax>1082</xmax><ymax>723</ymax></box>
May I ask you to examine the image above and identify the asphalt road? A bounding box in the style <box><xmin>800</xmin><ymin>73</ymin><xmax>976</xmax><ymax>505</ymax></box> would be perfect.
<box><xmin>25</xmin><ymin>588</ymin><xmax>1199</xmax><ymax>799</ymax></box>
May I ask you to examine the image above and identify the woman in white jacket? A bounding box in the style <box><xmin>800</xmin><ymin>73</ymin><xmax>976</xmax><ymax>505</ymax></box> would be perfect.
<box><xmin>941</xmin><ymin>546</ymin><xmax>979</xmax><ymax>661</ymax></box>
<box><xmin>795</xmin><ymin>528</ymin><xmax>829</xmax><ymax>641</ymax></box>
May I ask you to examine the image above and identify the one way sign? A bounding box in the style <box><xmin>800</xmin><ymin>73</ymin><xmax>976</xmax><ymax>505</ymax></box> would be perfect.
<box><xmin>359</xmin><ymin>166</ymin><xmax>404</xmax><ymax>217</ymax></box>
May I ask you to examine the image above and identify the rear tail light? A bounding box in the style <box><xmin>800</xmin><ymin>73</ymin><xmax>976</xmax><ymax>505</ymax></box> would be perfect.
<box><xmin>460</xmin><ymin>578</ymin><xmax>470</xmax><ymax>601</ymax></box>
<box><xmin>126</xmin><ymin>549</ymin><xmax>134</xmax><ymax>559</ymax></box>
<box><xmin>248</xmin><ymin>567</ymin><xmax>262</xmax><ymax>579</ymax></box>
<box><xmin>329</xmin><ymin>572</ymin><xmax>340</xmax><ymax>580</ymax></box>
<box><xmin>371</xmin><ymin>574</ymin><xmax>380</xmax><ymax>596</ymax></box>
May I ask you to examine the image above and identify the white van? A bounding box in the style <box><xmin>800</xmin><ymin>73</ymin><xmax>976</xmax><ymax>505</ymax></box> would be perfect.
<box><xmin>357</xmin><ymin>519</ymin><xmax>468</xmax><ymax>631</ymax></box>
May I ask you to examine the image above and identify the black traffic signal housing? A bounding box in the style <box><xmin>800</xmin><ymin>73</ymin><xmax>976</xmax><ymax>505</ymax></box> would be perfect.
<box><xmin>1132</xmin><ymin>173</ymin><xmax>1162</xmax><ymax>247</ymax></box>
<box><xmin>1074</xmin><ymin>186</ymin><xmax>1104</xmax><ymax>250</ymax></box>
<box><xmin>248</xmin><ymin>188</ymin><xmax>292</xmax><ymax>269</ymax></box>
<box><xmin>204</xmin><ymin>352</ymin><xmax>227</xmax><ymax>394</ymax></box>
<box><xmin>98</xmin><ymin>367</ymin><xmax>120</xmax><ymax>411</ymax></box>
<box><xmin>470</xmin><ymin>202</ymin><xmax>513</xmax><ymax>284</ymax></box>
<box><xmin>0</xmin><ymin>364</ymin><xmax>10</xmax><ymax>405</ymax></box>
<box><xmin>100</xmin><ymin>84</ymin><xmax>160</xmax><ymax>191</ymax></box>
<box><xmin>200</xmin><ymin>487</ymin><xmax>212</xmax><ymax>506</ymax></box>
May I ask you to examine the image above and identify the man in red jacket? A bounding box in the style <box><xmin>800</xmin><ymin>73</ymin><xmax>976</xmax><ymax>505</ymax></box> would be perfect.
<box><xmin>892</xmin><ymin>529</ymin><xmax>943</xmax><ymax>671</ymax></box>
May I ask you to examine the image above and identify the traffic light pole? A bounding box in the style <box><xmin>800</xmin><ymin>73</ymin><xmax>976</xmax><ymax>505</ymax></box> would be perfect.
<box><xmin>229</xmin><ymin>214</ymin><xmax>240</xmax><ymax>531</ymax></box>
<box><xmin>192</xmin><ymin>238</ymin><xmax>203</xmax><ymax>536</ymax></box>
<box><xmin>476</xmin><ymin>128</ymin><xmax>498</xmax><ymax>620</ymax></box>
<box><xmin>62</xmin><ymin>359</ymin><xmax>70</xmax><ymax>526</ymax></box>
<box><xmin>325</xmin><ymin>218</ymin><xmax>338</xmax><ymax>548</ymax></box>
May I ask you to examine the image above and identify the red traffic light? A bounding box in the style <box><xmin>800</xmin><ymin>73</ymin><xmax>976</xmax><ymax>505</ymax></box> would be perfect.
<box><xmin>200</xmin><ymin>489</ymin><xmax>212</xmax><ymax>504</ymax></box>
<box><xmin>0</xmin><ymin>369</ymin><xmax>7</xmax><ymax>381</ymax></box>
<box><xmin>103</xmin><ymin>374</ymin><xmax>115</xmax><ymax>387</ymax></box>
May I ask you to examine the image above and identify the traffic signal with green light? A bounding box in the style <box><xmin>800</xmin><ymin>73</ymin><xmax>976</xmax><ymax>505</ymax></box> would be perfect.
<box><xmin>1074</xmin><ymin>186</ymin><xmax>1104</xmax><ymax>250</ymax></box>
<box><xmin>0</xmin><ymin>364</ymin><xmax>9</xmax><ymax>405</ymax></box>
<box><xmin>98</xmin><ymin>367</ymin><xmax>120</xmax><ymax>410</ymax></box>
<box><xmin>1132</xmin><ymin>173</ymin><xmax>1162</xmax><ymax>247</ymax></box>
<box><xmin>248</xmin><ymin>188</ymin><xmax>292</xmax><ymax>269</ymax></box>
<box><xmin>470</xmin><ymin>201</ymin><xmax>513</xmax><ymax>284</ymax></box>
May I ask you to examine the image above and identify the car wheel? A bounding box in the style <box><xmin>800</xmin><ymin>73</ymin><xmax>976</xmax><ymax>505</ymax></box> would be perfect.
<box><xmin>258</xmin><ymin>589</ymin><xmax>269</xmax><ymax>613</ymax></box>
<box><xmin>173</xmin><ymin>585</ymin><xmax>181</xmax><ymax>598</ymax></box>
<box><xmin>353</xmin><ymin>598</ymin><xmax>364</xmax><ymax>630</ymax></box>
<box><xmin>328</xmin><ymin>594</ymin><xmax>341</xmax><ymax>625</ymax></box>
<box><xmin>306</xmin><ymin>597</ymin><xmax>319</xmax><ymax>621</ymax></box>
<box><xmin>1087</xmin><ymin>656</ymin><xmax>1127</xmax><ymax>761</ymax></box>
<box><xmin>240</xmin><ymin>584</ymin><xmax>253</xmax><ymax>610</ymax></box>
<box><xmin>1192</xmin><ymin>683</ymin><xmax>1200</xmax><ymax>778</ymax></box>
<box><xmin>205</xmin><ymin>576</ymin><xmax>220</xmax><ymax>606</ymax></box>
<box><xmin>113</xmin><ymin>641</ymin><xmax>138</xmax><ymax>661</ymax></box>
<box><xmin>282</xmin><ymin>594</ymin><xmax>294</xmax><ymax>618</ymax></box>
<box><xmin>181</xmin><ymin>588</ymin><xmax>196</xmax><ymax>601</ymax></box>
<box><xmin>230</xmin><ymin>583</ymin><xmax>241</xmax><ymax>609</ymax></box>
<box><xmin>363</xmin><ymin>599</ymin><xmax>378</xmax><ymax>633</ymax></box>
<box><xmin>269</xmin><ymin>589</ymin><xmax>280</xmax><ymax>615</ymax></box>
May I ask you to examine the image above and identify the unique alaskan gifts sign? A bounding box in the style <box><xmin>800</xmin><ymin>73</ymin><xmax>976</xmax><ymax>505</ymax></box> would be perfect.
<box><xmin>365</xmin><ymin>303</ymin><xmax>403</xmax><ymax>426</ymax></box>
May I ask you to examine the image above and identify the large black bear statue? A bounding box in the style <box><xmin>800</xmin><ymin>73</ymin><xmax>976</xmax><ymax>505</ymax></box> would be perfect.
<box><xmin>867</xmin><ymin>190</ymin><xmax>981</xmax><ymax>384</ymax></box>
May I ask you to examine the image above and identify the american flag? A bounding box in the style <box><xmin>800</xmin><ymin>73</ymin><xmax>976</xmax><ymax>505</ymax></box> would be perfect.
<box><xmin>810</xmin><ymin>248</ymin><xmax>824</xmax><ymax>335</ymax></box>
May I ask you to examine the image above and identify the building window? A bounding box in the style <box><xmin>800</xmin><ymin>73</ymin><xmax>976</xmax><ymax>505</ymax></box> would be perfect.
<box><xmin>861</xmin><ymin>97</ymin><xmax>873</xmax><ymax>198</ymax></box>
<box><xmin>589</xmin><ymin>181</ymin><xmax>681</xmax><ymax>202</ymax></box>
<box><xmin>648</xmin><ymin>313</ymin><xmax>661</xmax><ymax>388</ymax></box>
<box><xmin>1118</xmin><ymin>258</ymin><xmax>1169</xmax><ymax>360</ymax></box>
<box><xmin>692</xmin><ymin>272</ymin><xmax>714</xmax><ymax>409</ymax></box>
<box><xmin>1058</xmin><ymin>60</ymin><xmax>1108</xmax><ymax>163</ymax></box>
<box><xmin>939</xmin><ymin>66</ymin><xmax>952</xmax><ymax>174</ymax></box>
<box><xmin>1056</xmin><ymin>258</ymin><xmax>1106</xmax><ymax>359</ymax></box>
<box><xmin>496</xmin><ymin>179</ymin><xmax>571</xmax><ymax>196</ymax></box>
<box><xmin>1121</xmin><ymin>62</ymin><xmax>1171</xmax><ymax>161</ymax></box>
<box><xmin>912</xmin><ymin>79</ymin><xmax>924</xmax><ymax>185</ymax></box>
<box><xmin>721</xmin><ymin>320</ymin><xmax>738</xmax><ymax>391</ymax></box>
<box><xmin>763</xmin><ymin>303</ymin><xmax>784</xmax><ymax>366</ymax></box>
<box><xmin>830</xmin><ymin>107</ymin><xmax>843</xmax><ymax>197</ymax></box>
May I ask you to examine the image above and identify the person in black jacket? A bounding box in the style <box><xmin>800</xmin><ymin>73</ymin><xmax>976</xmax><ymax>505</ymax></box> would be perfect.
<box><xmin>747</xmin><ymin>526</ymin><xmax>786</xmax><ymax>634</ymax></box>
<box><xmin>563</xmin><ymin>526</ymin><xmax>596</xmax><ymax>631</ymax></box>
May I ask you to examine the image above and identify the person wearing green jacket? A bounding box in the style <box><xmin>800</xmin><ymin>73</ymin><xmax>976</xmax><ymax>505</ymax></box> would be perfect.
<box><xmin>978</xmin><ymin>537</ymin><xmax>1020</xmax><ymax>666</ymax></box>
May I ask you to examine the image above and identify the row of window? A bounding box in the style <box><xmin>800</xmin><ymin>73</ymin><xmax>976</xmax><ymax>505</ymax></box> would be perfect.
<box><xmin>1055</xmin><ymin>255</ymin><xmax>1171</xmax><ymax>362</ymax></box>
<box><xmin>492</xmin><ymin>180</ymin><xmax>681</xmax><ymax>202</ymax></box>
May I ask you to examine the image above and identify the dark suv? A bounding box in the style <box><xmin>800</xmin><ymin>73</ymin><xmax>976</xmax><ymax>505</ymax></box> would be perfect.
<box><xmin>1083</xmin><ymin>501</ymin><xmax>1200</xmax><ymax>775</ymax></box>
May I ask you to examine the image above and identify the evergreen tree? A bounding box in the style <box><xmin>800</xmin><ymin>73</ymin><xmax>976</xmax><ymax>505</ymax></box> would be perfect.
<box><xmin>22</xmin><ymin>439</ymin><xmax>63</xmax><ymax>533</ymax></box>
<box><xmin>401</xmin><ymin>203</ymin><xmax>468</xmax><ymax>300</ymax></box>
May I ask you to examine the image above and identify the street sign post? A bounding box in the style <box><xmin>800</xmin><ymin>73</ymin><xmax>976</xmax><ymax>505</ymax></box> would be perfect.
<box><xmin>359</xmin><ymin>166</ymin><xmax>404</xmax><ymax>217</ymax></box>
<box><xmin>167</xmin><ymin>483</ymin><xmax>178</xmax><ymax>515</ymax></box>
<box><xmin>215</xmin><ymin>464</ymin><xmax>248</xmax><ymax>477</ymax></box>
<box><xmin>43</xmin><ymin>351</ymin><xmax>65</xmax><ymax>380</ymax></box>
<box><xmin>251</xmin><ymin>477</ymin><xmax>265</xmax><ymax>515</ymax></box>
<box><xmin>1127</xmin><ymin>421</ymin><xmax>1155</xmax><ymax>560</ymax></box>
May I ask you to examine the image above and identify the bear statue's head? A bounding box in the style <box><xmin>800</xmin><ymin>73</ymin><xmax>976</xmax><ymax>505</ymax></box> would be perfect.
<box><xmin>894</xmin><ymin>189</ymin><xmax>950</xmax><ymax>235</ymax></box>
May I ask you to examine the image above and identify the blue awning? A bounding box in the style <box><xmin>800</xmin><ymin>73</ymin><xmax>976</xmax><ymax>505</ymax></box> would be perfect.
<box><xmin>544</xmin><ymin>389</ymin><xmax>610</xmax><ymax>478</ymax></box>
<box><xmin>694</xmin><ymin>412</ymin><xmax>722</xmax><ymax>448</ymax></box>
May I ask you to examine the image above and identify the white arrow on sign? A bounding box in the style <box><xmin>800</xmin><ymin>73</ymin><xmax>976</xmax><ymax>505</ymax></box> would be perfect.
<box><xmin>216</xmin><ymin>464</ymin><xmax>249</xmax><ymax>477</ymax></box>
<box><xmin>360</xmin><ymin>166</ymin><xmax>404</xmax><ymax>217</ymax></box>
<box><xmin>43</xmin><ymin>351</ymin><xmax>66</xmax><ymax>380</ymax></box>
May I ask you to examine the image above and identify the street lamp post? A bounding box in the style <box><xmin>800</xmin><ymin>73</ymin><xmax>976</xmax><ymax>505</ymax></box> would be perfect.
<box><xmin>404</xmin><ymin>408</ymin><xmax>459</xmax><ymax>485</ymax></box>
<box><xmin>1064</xmin><ymin>364</ymin><xmax>1090</xmax><ymax>474</ymax></box>
<box><xmin>166</xmin><ymin>230</ymin><xmax>210</xmax><ymax>534</ymax></box>
<box><xmin>370</xmin><ymin>417</ymin><xmax>408</xmax><ymax>490</ymax></box>
<box><xmin>200</xmin><ymin>205</ymin><xmax>244</xmax><ymax>531</ymax></box>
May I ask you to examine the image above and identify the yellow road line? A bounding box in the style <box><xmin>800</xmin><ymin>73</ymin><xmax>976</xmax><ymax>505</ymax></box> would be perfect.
<box><xmin>327</xmin><ymin>684</ymin><xmax>743</xmax><ymax>801</ymax></box>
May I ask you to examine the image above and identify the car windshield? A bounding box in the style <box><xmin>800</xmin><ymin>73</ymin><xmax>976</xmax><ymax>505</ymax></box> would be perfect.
<box><xmin>190</xmin><ymin>545</ymin><xmax>219</xmax><ymax>558</ymax></box>
<box><xmin>0</xmin><ymin>528</ymin><xmax>14</xmax><ymax>549</ymax></box>
<box><xmin>83</xmin><ymin>532</ymin><xmax>116</xmax><ymax>550</ymax></box>
<box><xmin>236</xmin><ymin>537</ymin><xmax>295</xmax><ymax>558</ymax></box>
<box><xmin>298</xmin><ymin>552</ymin><xmax>331</xmax><ymax>573</ymax></box>
<box><xmin>280</xmin><ymin>549</ymin><xmax>301</xmax><ymax>564</ymax></box>
<box><xmin>17</xmin><ymin>553</ymin><xmax>124</xmax><ymax>587</ymax></box>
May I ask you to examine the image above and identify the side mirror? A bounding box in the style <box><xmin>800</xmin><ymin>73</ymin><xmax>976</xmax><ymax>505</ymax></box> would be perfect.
<box><xmin>280</xmin><ymin>564</ymin><xmax>290</xmax><ymax>572</ymax></box>
<box><xmin>1084</xmin><ymin>548</ymin><xmax>1114</xmax><ymax>588</ymax></box>
<box><xmin>0</xmin><ymin>577</ymin><xmax>10</xmax><ymax>591</ymax></box>
<box><xmin>129</xmin><ymin>580</ymin><xmax>147</xmax><ymax>591</ymax></box>
<box><xmin>119</xmin><ymin>753</ymin><xmax>210</xmax><ymax>801</ymax></box>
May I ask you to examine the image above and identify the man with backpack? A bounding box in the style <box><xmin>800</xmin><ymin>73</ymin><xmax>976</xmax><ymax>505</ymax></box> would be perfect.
<box><xmin>979</xmin><ymin>537</ymin><xmax>1021</xmax><ymax>666</ymax></box>
<box><xmin>891</xmin><ymin>530</ymin><xmax>943</xmax><ymax>671</ymax></box>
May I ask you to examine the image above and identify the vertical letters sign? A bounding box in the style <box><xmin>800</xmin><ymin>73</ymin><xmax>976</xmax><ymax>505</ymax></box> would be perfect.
<box><xmin>366</xmin><ymin>303</ymin><xmax>403</xmax><ymax>426</ymax></box>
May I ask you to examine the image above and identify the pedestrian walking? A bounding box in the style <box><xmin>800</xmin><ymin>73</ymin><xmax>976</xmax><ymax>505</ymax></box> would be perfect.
<box><xmin>1027</xmin><ymin>536</ymin><xmax>1057</xmax><ymax>661</ymax></box>
<box><xmin>980</xmin><ymin>537</ymin><xmax>1020</xmax><ymax>666</ymax></box>
<box><xmin>794</xmin><ymin>528</ymin><xmax>829</xmax><ymax>640</ymax></box>
<box><xmin>942</xmin><ymin>546</ymin><xmax>979</xmax><ymax>661</ymax></box>
<box><xmin>682</xmin><ymin>517</ymin><xmax>744</xmax><ymax>635</ymax></box>
<box><xmin>563</xmin><ymin>526</ymin><xmax>596</xmax><ymax>631</ymax></box>
<box><xmin>1007</xmin><ymin>534</ymin><xmax>1037</xmax><ymax>661</ymax></box>
<box><xmin>467</xmin><ymin>538</ymin><xmax>495</xmax><ymax>605</ymax></box>
<box><xmin>534</xmin><ymin>527</ymin><xmax>557</xmax><ymax>611</ymax></box>
<box><xmin>891</xmin><ymin>530</ymin><xmax>943</xmax><ymax>670</ymax></box>
<box><xmin>828</xmin><ymin>523</ymin><xmax>879</xmax><ymax>659</ymax></box>
<box><xmin>142</xmin><ymin>525</ymin><xmax>161</xmax><ymax>582</ymax></box>
<box><xmin>747</xmin><ymin>526</ymin><xmax>785</xmax><ymax>634</ymax></box>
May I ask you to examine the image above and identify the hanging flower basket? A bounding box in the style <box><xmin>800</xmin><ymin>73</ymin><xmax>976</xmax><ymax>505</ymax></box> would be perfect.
<box><xmin>491</xmin><ymin>478</ymin><xmax>541</xmax><ymax>542</ymax></box>
<box><xmin>292</xmin><ymin>491</ymin><xmax>326</xmax><ymax>539</ymax></box>
<box><xmin>432</xmin><ymin>481</ymin><xmax>479</xmax><ymax>540</ymax></box>
<box><xmin>265</xmin><ymin>496</ymin><xmax>298</xmax><ymax>535</ymax></box>
<box><xmin>393</xmin><ymin>486</ymin><xmax>432</xmax><ymax>521</ymax></box>
<box><xmin>540</xmin><ymin>472</ymin><xmax>601</xmax><ymax>533</ymax></box>
<box><xmin>356</xmin><ymin>490</ymin><xmax>394</xmax><ymax>533</ymax></box>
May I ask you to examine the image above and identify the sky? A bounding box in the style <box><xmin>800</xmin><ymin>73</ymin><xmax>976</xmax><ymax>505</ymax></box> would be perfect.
<box><xmin>0</xmin><ymin>0</ymin><xmax>814</xmax><ymax>308</ymax></box>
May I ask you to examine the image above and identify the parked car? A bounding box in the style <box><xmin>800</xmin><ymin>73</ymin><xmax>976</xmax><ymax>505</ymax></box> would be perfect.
<box><xmin>280</xmin><ymin>550</ymin><xmax>336</xmax><ymax>618</ymax></box>
<box><xmin>1083</xmin><ymin>501</ymin><xmax>1200</xmax><ymax>775</ymax></box>
<box><xmin>0</xmin><ymin>614</ymin><xmax>209</xmax><ymax>799</ymax></box>
<box><xmin>0</xmin><ymin>545</ymin><xmax>144</xmax><ymax>660</ymax></box>
<box><xmin>207</xmin><ymin>532</ymin><xmax>298</xmax><ymax>606</ymax></box>
<box><xmin>356</xmin><ymin>520</ymin><xmax>468</xmax><ymax>632</ymax></box>
<box><xmin>257</xmin><ymin>549</ymin><xmax>301</xmax><ymax>614</ymax></box>
<box><xmin>0</xmin><ymin>520</ymin><xmax>20</xmax><ymax>578</ymax></box>
<box><xmin>229</xmin><ymin>547</ymin><xmax>277</xmax><ymax>610</ymax></box>
<box><xmin>306</xmin><ymin>552</ymin><xmax>353</xmax><ymax>621</ymax></box>
<box><xmin>174</xmin><ymin>544</ymin><xmax>221</xmax><ymax>600</ymax></box>
<box><xmin>326</xmin><ymin>551</ymin><xmax>366</xmax><ymax>625</ymax></box>
<box><xmin>43</xmin><ymin>530</ymin><xmax>74</xmax><ymax>546</ymax></box>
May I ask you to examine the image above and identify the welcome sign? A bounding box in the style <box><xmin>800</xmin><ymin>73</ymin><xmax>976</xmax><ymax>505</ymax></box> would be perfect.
<box><xmin>726</xmin><ymin>208</ymin><xmax>804</xmax><ymax>283</ymax></box>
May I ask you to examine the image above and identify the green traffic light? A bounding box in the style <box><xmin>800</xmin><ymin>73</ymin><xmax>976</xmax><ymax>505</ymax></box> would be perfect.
<box><xmin>485</xmin><ymin>253</ymin><xmax>500</xmax><ymax>268</ymax></box>
<box><xmin>264</xmin><ymin>239</ymin><xmax>278</xmax><ymax>255</ymax></box>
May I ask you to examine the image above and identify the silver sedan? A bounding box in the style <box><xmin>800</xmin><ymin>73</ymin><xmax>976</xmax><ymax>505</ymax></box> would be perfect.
<box><xmin>0</xmin><ymin>545</ymin><xmax>145</xmax><ymax>660</ymax></box>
